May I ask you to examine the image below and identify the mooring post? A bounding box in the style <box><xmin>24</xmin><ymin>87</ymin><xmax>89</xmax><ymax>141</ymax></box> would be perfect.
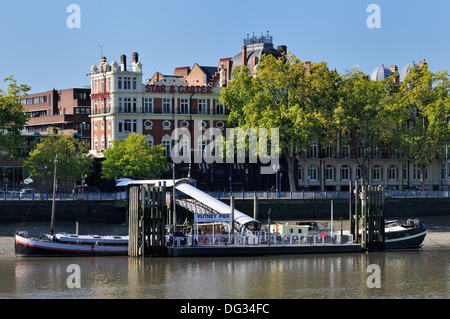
<box><xmin>253</xmin><ymin>196</ymin><xmax>258</xmax><ymax>221</ymax></box>
<box><xmin>230</xmin><ymin>196</ymin><xmax>235</xmax><ymax>237</ymax></box>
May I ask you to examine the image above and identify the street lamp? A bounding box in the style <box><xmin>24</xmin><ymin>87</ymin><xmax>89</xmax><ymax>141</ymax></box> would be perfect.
<box><xmin>229</xmin><ymin>162</ymin><xmax>233</xmax><ymax>197</ymax></box>
<box><xmin>273</xmin><ymin>164</ymin><xmax>281</xmax><ymax>199</ymax></box>
<box><xmin>40</xmin><ymin>164</ymin><xmax>48</xmax><ymax>194</ymax></box>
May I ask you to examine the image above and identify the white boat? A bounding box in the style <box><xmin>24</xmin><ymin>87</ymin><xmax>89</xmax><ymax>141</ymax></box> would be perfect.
<box><xmin>15</xmin><ymin>232</ymin><xmax>128</xmax><ymax>257</ymax></box>
<box><xmin>14</xmin><ymin>155</ymin><xmax>128</xmax><ymax>257</ymax></box>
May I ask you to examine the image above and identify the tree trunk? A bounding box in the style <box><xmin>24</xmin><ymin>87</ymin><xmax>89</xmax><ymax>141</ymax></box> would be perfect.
<box><xmin>286</xmin><ymin>154</ymin><xmax>297</xmax><ymax>192</ymax></box>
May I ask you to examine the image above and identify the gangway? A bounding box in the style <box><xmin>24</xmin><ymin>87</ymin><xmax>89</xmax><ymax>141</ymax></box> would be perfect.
<box><xmin>116</xmin><ymin>178</ymin><xmax>260</xmax><ymax>232</ymax></box>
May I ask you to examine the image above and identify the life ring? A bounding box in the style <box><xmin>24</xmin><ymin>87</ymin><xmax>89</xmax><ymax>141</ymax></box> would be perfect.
<box><xmin>214</xmin><ymin>237</ymin><xmax>219</xmax><ymax>245</ymax></box>
<box><xmin>202</xmin><ymin>237</ymin><xmax>209</xmax><ymax>244</ymax></box>
<box><xmin>19</xmin><ymin>231</ymin><xmax>28</xmax><ymax>238</ymax></box>
<box><xmin>320</xmin><ymin>234</ymin><xmax>328</xmax><ymax>242</ymax></box>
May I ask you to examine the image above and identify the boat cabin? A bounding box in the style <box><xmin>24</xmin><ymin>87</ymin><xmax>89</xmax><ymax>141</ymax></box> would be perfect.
<box><xmin>270</xmin><ymin>224</ymin><xmax>309</xmax><ymax>235</ymax></box>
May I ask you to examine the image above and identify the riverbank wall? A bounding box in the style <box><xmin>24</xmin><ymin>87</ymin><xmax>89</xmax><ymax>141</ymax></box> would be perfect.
<box><xmin>1</xmin><ymin>197</ymin><xmax>449</xmax><ymax>224</ymax></box>
<box><xmin>0</xmin><ymin>200</ymin><xmax>126</xmax><ymax>224</ymax></box>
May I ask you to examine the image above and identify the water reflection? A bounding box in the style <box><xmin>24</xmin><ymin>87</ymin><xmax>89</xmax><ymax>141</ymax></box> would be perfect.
<box><xmin>1</xmin><ymin>251</ymin><xmax>449</xmax><ymax>299</ymax></box>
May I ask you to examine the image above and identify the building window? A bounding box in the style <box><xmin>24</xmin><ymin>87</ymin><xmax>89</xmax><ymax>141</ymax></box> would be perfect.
<box><xmin>197</xmin><ymin>136</ymin><xmax>207</xmax><ymax>159</ymax></box>
<box><xmin>119</xmin><ymin>119</ymin><xmax>137</xmax><ymax>133</ymax></box>
<box><xmin>216</xmin><ymin>121</ymin><xmax>224</xmax><ymax>130</ymax></box>
<box><xmin>216</xmin><ymin>102</ymin><xmax>225</xmax><ymax>115</ymax></box>
<box><xmin>180</xmin><ymin>99</ymin><xmax>189</xmax><ymax>114</ymax></box>
<box><xmin>107</xmin><ymin>98</ymin><xmax>111</xmax><ymax>113</ymax></box>
<box><xmin>373</xmin><ymin>165</ymin><xmax>381</xmax><ymax>181</ymax></box>
<box><xmin>403</xmin><ymin>164</ymin><xmax>408</xmax><ymax>181</ymax></box>
<box><xmin>325</xmin><ymin>165</ymin><xmax>334</xmax><ymax>181</ymax></box>
<box><xmin>356</xmin><ymin>166</ymin><xmax>362</xmax><ymax>180</ymax></box>
<box><xmin>162</xmin><ymin>120</ymin><xmax>171</xmax><ymax>131</ymax></box>
<box><xmin>122</xmin><ymin>98</ymin><xmax>136</xmax><ymax>113</ymax></box>
<box><xmin>162</xmin><ymin>136</ymin><xmax>171</xmax><ymax>158</ymax></box>
<box><xmin>118</xmin><ymin>98</ymin><xmax>123</xmax><ymax>113</ymax></box>
<box><xmin>108</xmin><ymin>77</ymin><xmax>111</xmax><ymax>91</ymax></box>
<box><xmin>118</xmin><ymin>77</ymin><xmax>122</xmax><ymax>90</ymax></box>
<box><xmin>162</xmin><ymin>98</ymin><xmax>171</xmax><ymax>114</ymax></box>
<box><xmin>144</xmin><ymin>120</ymin><xmax>153</xmax><ymax>130</ymax></box>
<box><xmin>326</xmin><ymin>144</ymin><xmax>333</xmax><ymax>158</ymax></box>
<box><xmin>309</xmin><ymin>165</ymin><xmax>318</xmax><ymax>181</ymax></box>
<box><xmin>133</xmin><ymin>78</ymin><xmax>137</xmax><ymax>90</ymax></box>
<box><xmin>413</xmin><ymin>164</ymin><xmax>419</xmax><ymax>180</ymax></box>
<box><xmin>145</xmin><ymin>134</ymin><xmax>154</xmax><ymax>147</ymax></box>
<box><xmin>123</xmin><ymin>77</ymin><xmax>132</xmax><ymax>90</ymax></box>
<box><xmin>341</xmin><ymin>165</ymin><xmax>350</xmax><ymax>181</ymax></box>
<box><xmin>389</xmin><ymin>165</ymin><xmax>397</xmax><ymax>181</ymax></box>
<box><xmin>298</xmin><ymin>165</ymin><xmax>303</xmax><ymax>183</ymax></box>
<box><xmin>144</xmin><ymin>98</ymin><xmax>153</xmax><ymax>113</ymax></box>
<box><xmin>180</xmin><ymin>121</ymin><xmax>189</xmax><ymax>129</ymax></box>
<box><xmin>198</xmin><ymin>121</ymin><xmax>207</xmax><ymax>131</ymax></box>
<box><xmin>198</xmin><ymin>99</ymin><xmax>207</xmax><ymax>114</ymax></box>
<box><xmin>311</xmin><ymin>143</ymin><xmax>318</xmax><ymax>158</ymax></box>
<box><xmin>342</xmin><ymin>145</ymin><xmax>350</xmax><ymax>158</ymax></box>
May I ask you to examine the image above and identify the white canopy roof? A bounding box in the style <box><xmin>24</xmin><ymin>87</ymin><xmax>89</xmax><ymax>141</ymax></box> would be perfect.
<box><xmin>115</xmin><ymin>178</ymin><xmax>259</xmax><ymax>226</ymax></box>
<box><xmin>175</xmin><ymin>182</ymin><xmax>259</xmax><ymax>226</ymax></box>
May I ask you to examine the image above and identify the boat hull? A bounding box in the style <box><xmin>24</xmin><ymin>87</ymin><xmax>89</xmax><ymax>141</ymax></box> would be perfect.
<box><xmin>15</xmin><ymin>234</ymin><xmax>128</xmax><ymax>257</ymax></box>
<box><xmin>385</xmin><ymin>224</ymin><xmax>427</xmax><ymax>249</ymax></box>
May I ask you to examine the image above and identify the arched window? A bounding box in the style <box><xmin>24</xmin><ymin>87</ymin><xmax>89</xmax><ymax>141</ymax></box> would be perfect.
<box><xmin>341</xmin><ymin>165</ymin><xmax>350</xmax><ymax>181</ymax></box>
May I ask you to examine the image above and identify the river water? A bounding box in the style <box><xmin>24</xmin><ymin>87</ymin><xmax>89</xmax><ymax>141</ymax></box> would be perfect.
<box><xmin>1</xmin><ymin>249</ymin><xmax>449</xmax><ymax>299</ymax></box>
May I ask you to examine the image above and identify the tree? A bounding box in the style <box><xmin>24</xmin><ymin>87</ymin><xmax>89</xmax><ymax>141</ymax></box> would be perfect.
<box><xmin>101</xmin><ymin>133</ymin><xmax>168</xmax><ymax>180</ymax></box>
<box><xmin>24</xmin><ymin>134</ymin><xmax>92</xmax><ymax>192</ymax></box>
<box><xmin>0</xmin><ymin>76</ymin><xmax>30</xmax><ymax>156</ymax></box>
<box><xmin>334</xmin><ymin>69</ymin><xmax>401</xmax><ymax>184</ymax></box>
<box><xmin>220</xmin><ymin>53</ymin><xmax>341</xmax><ymax>191</ymax></box>
<box><xmin>393</xmin><ymin>64</ymin><xmax>450</xmax><ymax>190</ymax></box>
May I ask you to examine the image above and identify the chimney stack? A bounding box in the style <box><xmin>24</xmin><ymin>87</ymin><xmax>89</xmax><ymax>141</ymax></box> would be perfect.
<box><xmin>304</xmin><ymin>61</ymin><xmax>311</xmax><ymax>75</ymax></box>
<box><xmin>121</xmin><ymin>54</ymin><xmax>127</xmax><ymax>72</ymax></box>
<box><xmin>100</xmin><ymin>57</ymin><xmax>107</xmax><ymax>72</ymax></box>
<box><xmin>277</xmin><ymin>45</ymin><xmax>287</xmax><ymax>56</ymax></box>
<box><xmin>389</xmin><ymin>65</ymin><xmax>398</xmax><ymax>73</ymax></box>
<box><xmin>242</xmin><ymin>45</ymin><xmax>247</xmax><ymax>67</ymax></box>
<box><xmin>132</xmin><ymin>52</ymin><xmax>139</xmax><ymax>63</ymax></box>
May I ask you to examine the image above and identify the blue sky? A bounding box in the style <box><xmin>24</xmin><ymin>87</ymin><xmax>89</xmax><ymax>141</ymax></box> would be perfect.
<box><xmin>1</xmin><ymin>0</ymin><xmax>449</xmax><ymax>94</ymax></box>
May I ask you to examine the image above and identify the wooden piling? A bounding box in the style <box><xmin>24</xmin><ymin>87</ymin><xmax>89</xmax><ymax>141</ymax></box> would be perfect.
<box><xmin>128</xmin><ymin>183</ymin><xmax>168</xmax><ymax>257</ymax></box>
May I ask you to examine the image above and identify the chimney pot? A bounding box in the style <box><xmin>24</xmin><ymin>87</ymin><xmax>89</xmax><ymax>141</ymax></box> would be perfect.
<box><xmin>242</xmin><ymin>45</ymin><xmax>247</xmax><ymax>67</ymax></box>
<box><xmin>121</xmin><ymin>55</ymin><xmax>127</xmax><ymax>71</ymax></box>
<box><xmin>132</xmin><ymin>52</ymin><xmax>139</xmax><ymax>63</ymax></box>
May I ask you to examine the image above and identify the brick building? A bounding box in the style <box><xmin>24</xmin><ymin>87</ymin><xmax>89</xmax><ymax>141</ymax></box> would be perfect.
<box><xmin>0</xmin><ymin>88</ymin><xmax>92</xmax><ymax>192</ymax></box>
<box><xmin>21</xmin><ymin>88</ymin><xmax>91</xmax><ymax>143</ymax></box>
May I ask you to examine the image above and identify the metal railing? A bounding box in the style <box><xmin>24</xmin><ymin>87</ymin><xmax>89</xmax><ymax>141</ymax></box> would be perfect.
<box><xmin>0</xmin><ymin>191</ymin><xmax>128</xmax><ymax>201</ymax></box>
<box><xmin>170</xmin><ymin>231</ymin><xmax>354</xmax><ymax>247</ymax></box>
<box><xmin>208</xmin><ymin>190</ymin><xmax>450</xmax><ymax>200</ymax></box>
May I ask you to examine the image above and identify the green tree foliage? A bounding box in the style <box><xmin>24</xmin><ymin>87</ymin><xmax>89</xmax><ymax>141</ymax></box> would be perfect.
<box><xmin>334</xmin><ymin>69</ymin><xmax>401</xmax><ymax>182</ymax></box>
<box><xmin>24</xmin><ymin>134</ymin><xmax>92</xmax><ymax>191</ymax></box>
<box><xmin>220</xmin><ymin>53</ymin><xmax>341</xmax><ymax>191</ymax></box>
<box><xmin>0</xmin><ymin>76</ymin><xmax>30</xmax><ymax>156</ymax></box>
<box><xmin>101</xmin><ymin>133</ymin><xmax>168</xmax><ymax>180</ymax></box>
<box><xmin>393</xmin><ymin>64</ymin><xmax>450</xmax><ymax>190</ymax></box>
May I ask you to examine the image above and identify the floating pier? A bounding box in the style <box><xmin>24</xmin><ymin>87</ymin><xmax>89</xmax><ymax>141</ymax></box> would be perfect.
<box><xmin>125</xmin><ymin>179</ymin><xmax>363</xmax><ymax>258</ymax></box>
